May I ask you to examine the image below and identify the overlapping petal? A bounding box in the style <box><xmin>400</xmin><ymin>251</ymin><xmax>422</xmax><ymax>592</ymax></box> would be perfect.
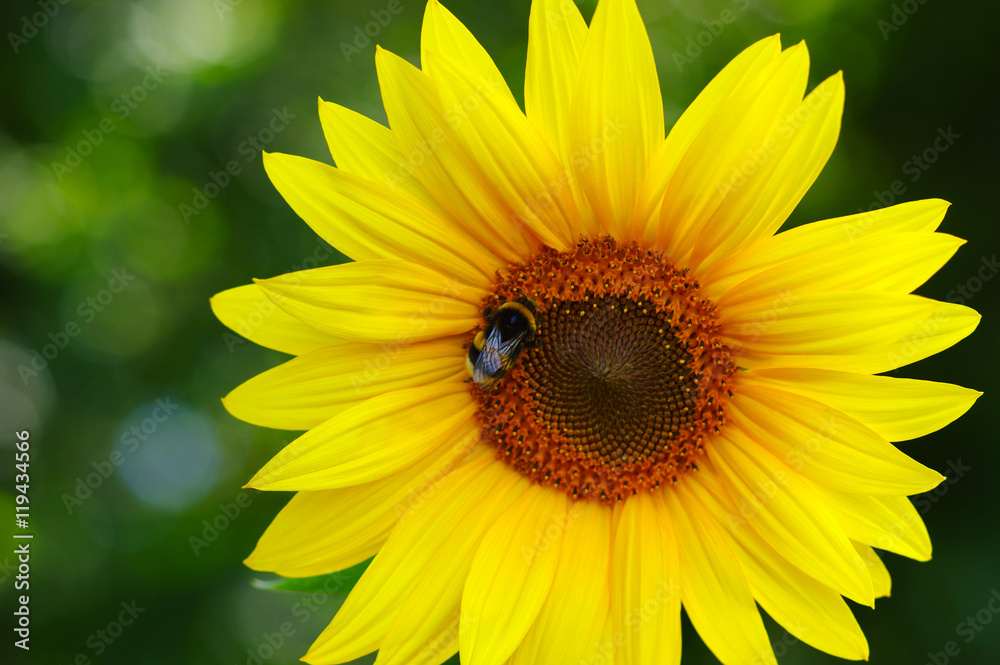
<box><xmin>254</xmin><ymin>260</ymin><xmax>481</xmax><ymax>344</ymax></box>
<box><xmin>730</xmin><ymin>380</ymin><xmax>945</xmax><ymax>495</ymax></box>
<box><xmin>525</xmin><ymin>0</ymin><xmax>594</xmax><ymax>235</ymax></box>
<box><xmin>703</xmin><ymin>198</ymin><xmax>952</xmax><ymax>296</ymax></box>
<box><xmin>665</xmin><ymin>480</ymin><xmax>777</xmax><ymax>665</ymax></box>
<box><xmin>376</xmin><ymin>46</ymin><xmax>547</xmax><ymax>262</ymax></box>
<box><xmin>246</xmin><ymin>384</ymin><xmax>476</xmax><ymax>491</ymax></box>
<box><xmin>317</xmin><ymin>98</ymin><xmax>441</xmax><ymax>210</ymax></box>
<box><xmin>374</xmin><ymin>469</ymin><xmax>531</xmax><ymax>665</ymax></box>
<box><xmin>570</xmin><ymin>0</ymin><xmax>663</xmax><ymax>239</ymax></box>
<box><xmin>223</xmin><ymin>340</ymin><xmax>464</xmax><ymax>430</ymax></box>
<box><xmin>690</xmin><ymin>71</ymin><xmax>845</xmax><ymax>273</ymax></box>
<box><xmin>304</xmin><ymin>451</ymin><xmax>525</xmax><ymax>664</ymax></box>
<box><xmin>509</xmin><ymin>501</ymin><xmax>611</xmax><ymax>665</ymax></box>
<box><xmin>263</xmin><ymin>151</ymin><xmax>496</xmax><ymax>285</ymax></box>
<box><xmin>720</xmin><ymin>291</ymin><xmax>979</xmax><ymax>373</ymax></box>
<box><xmin>636</xmin><ymin>35</ymin><xmax>782</xmax><ymax>238</ymax></box>
<box><xmin>655</xmin><ymin>42</ymin><xmax>809</xmax><ymax>262</ymax></box>
<box><xmin>719</xmin><ymin>231</ymin><xmax>963</xmax><ymax>306</ymax></box>
<box><xmin>710</xmin><ymin>428</ymin><xmax>874</xmax><ymax>605</ymax></box>
<box><xmin>685</xmin><ymin>467</ymin><xmax>869</xmax><ymax>660</ymax></box>
<box><xmin>426</xmin><ymin>51</ymin><xmax>578</xmax><ymax>249</ymax></box>
<box><xmin>610</xmin><ymin>492</ymin><xmax>682</xmax><ymax>665</ymax></box>
<box><xmin>740</xmin><ymin>368</ymin><xmax>980</xmax><ymax>442</ymax></box>
<box><xmin>420</xmin><ymin>0</ymin><xmax>516</xmax><ymax>106</ymax></box>
<box><xmin>245</xmin><ymin>433</ymin><xmax>481</xmax><ymax>576</ymax></box>
<box><xmin>460</xmin><ymin>484</ymin><xmax>570</xmax><ymax>665</ymax></box>
<box><xmin>210</xmin><ymin>283</ymin><xmax>341</xmax><ymax>355</ymax></box>
<box><xmin>855</xmin><ymin>542</ymin><xmax>892</xmax><ymax>598</ymax></box>
<box><xmin>813</xmin><ymin>487</ymin><xmax>932</xmax><ymax>561</ymax></box>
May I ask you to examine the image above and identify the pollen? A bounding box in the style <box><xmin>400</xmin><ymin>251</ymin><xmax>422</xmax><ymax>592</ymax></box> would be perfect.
<box><xmin>470</xmin><ymin>237</ymin><xmax>736</xmax><ymax>503</ymax></box>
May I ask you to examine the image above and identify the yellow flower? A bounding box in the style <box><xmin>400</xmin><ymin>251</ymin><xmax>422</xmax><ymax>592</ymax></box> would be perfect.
<box><xmin>211</xmin><ymin>1</ymin><xmax>981</xmax><ymax>664</ymax></box>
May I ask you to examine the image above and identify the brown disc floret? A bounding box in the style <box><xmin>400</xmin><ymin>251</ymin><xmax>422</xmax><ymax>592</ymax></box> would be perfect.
<box><xmin>470</xmin><ymin>237</ymin><xmax>736</xmax><ymax>503</ymax></box>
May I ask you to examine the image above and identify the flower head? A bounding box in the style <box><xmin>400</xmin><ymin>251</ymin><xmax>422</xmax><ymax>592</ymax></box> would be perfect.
<box><xmin>212</xmin><ymin>1</ymin><xmax>981</xmax><ymax>663</ymax></box>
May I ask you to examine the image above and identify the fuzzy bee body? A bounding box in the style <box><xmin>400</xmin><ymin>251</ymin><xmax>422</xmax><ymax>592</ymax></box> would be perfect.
<box><xmin>466</xmin><ymin>298</ymin><xmax>537</xmax><ymax>391</ymax></box>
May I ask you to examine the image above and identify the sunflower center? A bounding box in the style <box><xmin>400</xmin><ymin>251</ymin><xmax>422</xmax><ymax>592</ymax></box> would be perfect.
<box><xmin>469</xmin><ymin>237</ymin><xmax>736</xmax><ymax>503</ymax></box>
<box><xmin>524</xmin><ymin>294</ymin><xmax>700</xmax><ymax>464</ymax></box>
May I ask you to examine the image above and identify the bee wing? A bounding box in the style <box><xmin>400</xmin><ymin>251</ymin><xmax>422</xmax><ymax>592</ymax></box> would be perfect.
<box><xmin>472</xmin><ymin>327</ymin><xmax>526</xmax><ymax>389</ymax></box>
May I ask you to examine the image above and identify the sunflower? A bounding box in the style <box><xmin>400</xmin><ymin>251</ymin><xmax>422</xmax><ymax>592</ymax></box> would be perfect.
<box><xmin>211</xmin><ymin>0</ymin><xmax>981</xmax><ymax>663</ymax></box>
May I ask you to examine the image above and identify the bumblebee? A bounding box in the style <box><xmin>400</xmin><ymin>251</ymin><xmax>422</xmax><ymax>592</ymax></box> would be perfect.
<box><xmin>465</xmin><ymin>297</ymin><xmax>538</xmax><ymax>391</ymax></box>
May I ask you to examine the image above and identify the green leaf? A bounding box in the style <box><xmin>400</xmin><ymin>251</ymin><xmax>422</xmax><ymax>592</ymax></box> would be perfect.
<box><xmin>252</xmin><ymin>557</ymin><xmax>373</xmax><ymax>595</ymax></box>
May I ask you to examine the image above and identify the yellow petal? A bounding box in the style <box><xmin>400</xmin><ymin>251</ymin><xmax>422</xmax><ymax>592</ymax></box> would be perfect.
<box><xmin>730</xmin><ymin>381</ymin><xmax>945</xmax><ymax>495</ymax></box>
<box><xmin>254</xmin><ymin>260</ymin><xmax>481</xmax><ymax>344</ymax></box>
<box><xmin>710</xmin><ymin>428</ymin><xmax>874</xmax><ymax>605</ymax></box>
<box><xmin>375</xmin><ymin>46</ymin><xmax>537</xmax><ymax>263</ymax></box>
<box><xmin>210</xmin><ymin>283</ymin><xmax>340</xmax><ymax>355</ymax></box>
<box><xmin>740</xmin><ymin>368</ymin><xmax>981</xmax><ymax>442</ymax></box>
<box><xmin>609</xmin><ymin>492</ymin><xmax>682</xmax><ymax>665</ymax></box>
<box><xmin>657</xmin><ymin>42</ymin><xmax>809</xmax><ymax>261</ymax></box>
<box><xmin>378</xmin><ymin>610</ymin><xmax>461</xmax><ymax>665</ymax></box>
<box><xmin>721</xmin><ymin>292</ymin><xmax>980</xmax><ymax>374</ymax></box>
<box><xmin>223</xmin><ymin>340</ymin><xmax>464</xmax><ymax>430</ymax></box>
<box><xmin>263</xmin><ymin>151</ymin><xmax>495</xmax><ymax>286</ymax></box>
<box><xmin>375</xmin><ymin>470</ymin><xmax>531</xmax><ymax>665</ymax></box>
<box><xmin>426</xmin><ymin>51</ymin><xmax>578</xmax><ymax>250</ymax></box>
<box><xmin>637</xmin><ymin>35</ymin><xmax>782</xmax><ymax>239</ymax></box>
<box><xmin>510</xmin><ymin>501</ymin><xmax>611</xmax><ymax>665</ymax></box>
<box><xmin>703</xmin><ymin>198</ymin><xmax>951</xmax><ymax>297</ymax></box>
<box><xmin>854</xmin><ymin>542</ymin><xmax>892</xmax><ymax>598</ymax></box>
<box><xmin>741</xmin><ymin>540</ymin><xmax>869</xmax><ymax>660</ymax></box>
<box><xmin>460</xmin><ymin>485</ymin><xmax>569</xmax><ymax>665</ymax></box>
<box><xmin>525</xmin><ymin>0</ymin><xmax>593</xmax><ymax>236</ymax></box>
<box><xmin>665</xmin><ymin>481</ymin><xmax>777</xmax><ymax>665</ymax></box>
<box><xmin>246</xmin><ymin>384</ymin><xmax>475</xmax><ymax>491</ymax></box>
<box><xmin>420</xmin><ymin>0</ymin><xmax>516</xmax><ymax>106</ymax></box>
<box><xmin>571</xmin><ymin>0</ymin><xmax>663</xmax><ymax>239</ymax></box>
<box><xmin>318</xmin><ymin>98</ymin><xmax>440</xmax><ymax>210</ymax></box>
<box><xmin>690</xmin><ymin>72</ymin><xmax>844</xmax><ymax>272</ymax></box>
<box><xmin>305</xmin><ymin>454</ymin><xmax>525</xmax><ymax>664</ymax></box>
<box><xmin>720</xmin><ymin>232</ymin><xmax>964</xmax><ymax>307</ymax></box>
<box><xmin>813</xmin><ymin>487</ymin><xmax>932</xmax><ymax>561</ymax></box>
<box><xmin>245</xmin><ymin>437</ymin><xmax>483</xmax><ymax>577</ymax></box>
<box><xmin>684</xmin><ymin>467</ymin><xmax>869</xmax><ymax>660</ymax></box>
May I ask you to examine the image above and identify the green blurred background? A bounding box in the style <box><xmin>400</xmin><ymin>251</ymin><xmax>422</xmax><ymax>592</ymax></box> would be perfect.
<box><xmin>0</xmin><ymin>0</ymin><xmax>997</xmax><ymax>663</ymax></box>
